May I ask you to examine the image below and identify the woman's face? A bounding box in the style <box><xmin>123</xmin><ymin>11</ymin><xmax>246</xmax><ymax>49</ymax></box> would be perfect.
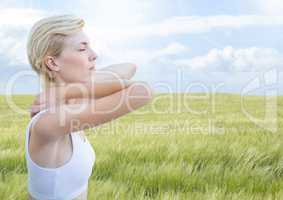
<box><xmin>53</xmin><ymin>30</ymin><xmax>97</xmax><ymax>84</ymax></box>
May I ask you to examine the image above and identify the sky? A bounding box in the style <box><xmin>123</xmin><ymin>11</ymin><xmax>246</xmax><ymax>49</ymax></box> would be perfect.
<box><xmin>0</xmin><ymin>0</ymin><xmax>283</xmax><ymax>95</ymax></box>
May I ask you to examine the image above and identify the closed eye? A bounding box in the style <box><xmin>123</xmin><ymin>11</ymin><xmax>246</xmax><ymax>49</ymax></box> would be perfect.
<box><xmin>79</xmin><ymin>49</ymin><xmax>86</xmax><ymax>51</ymax></box>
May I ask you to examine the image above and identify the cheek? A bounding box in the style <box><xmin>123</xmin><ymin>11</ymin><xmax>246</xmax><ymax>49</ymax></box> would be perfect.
<box><xmin>57</xmin><ymin>53</ymin><xmax>90</xmax><ymax>82</ymax></box>
<box><xmin>60</xmin><ymin>53</ymin><xmax>89</xmax><ymax>68</ymax></box>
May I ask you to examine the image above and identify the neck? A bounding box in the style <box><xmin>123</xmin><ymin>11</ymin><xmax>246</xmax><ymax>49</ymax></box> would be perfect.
<box><xmin>46</xmin><ymin>77</ymin><xmax>68</xmax><ymax>89</ymax></box>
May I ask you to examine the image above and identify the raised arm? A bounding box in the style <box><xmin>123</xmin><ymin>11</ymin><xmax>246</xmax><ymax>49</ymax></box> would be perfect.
<box><xmin>63</xmin><ymin>79</ymin><xmax>134</xmax><ymax>100</ymax></box>
<box><xmin>31</xmin><ymin>78</ymin><xmax>133</xmax><ymax>113</ymax></box>
<box><xmin>31</xmin><ymin>81</ymin><xmax>153</xmax><ymax>141</ymax></box>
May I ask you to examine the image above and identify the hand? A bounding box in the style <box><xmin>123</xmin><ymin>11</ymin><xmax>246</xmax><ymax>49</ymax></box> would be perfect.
<box><xmin>29</xmin><ymin>86</ymin><xmax>66</xmax><ymax>118</ymax></box>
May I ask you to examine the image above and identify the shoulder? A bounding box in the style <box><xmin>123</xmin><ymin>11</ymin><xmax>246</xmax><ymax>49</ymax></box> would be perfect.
<box><xmin>30</xmin><ymin>108</ymin><xmax>61</xmax><ymax>142</ymax></box>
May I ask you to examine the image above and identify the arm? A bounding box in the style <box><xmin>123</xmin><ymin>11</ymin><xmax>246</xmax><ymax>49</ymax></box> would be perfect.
<box><xmin>63</xmin><ymin>79</ymin><xmax>134</xmax><ymax>100</ymax></box>
<box><xmin>92</xmin><ymin>63</ymin><xmax>137</xmax><ymax>81</ymax></box>
<box><xmin>32</xmin><ymin>82</ymin><xmax>153</xmax><ymax>140</ymax></box>
<box><xmin>30</xmin><ymin>79</ymin><xmax>133</xmax><ymax>117</ymax></box>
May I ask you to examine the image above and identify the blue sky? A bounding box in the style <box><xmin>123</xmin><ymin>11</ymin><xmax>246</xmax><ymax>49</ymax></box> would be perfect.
<box><xmin>0</xmin><ymin>0</ymin><xmax>283</xmax><ymax>95</ymax></box>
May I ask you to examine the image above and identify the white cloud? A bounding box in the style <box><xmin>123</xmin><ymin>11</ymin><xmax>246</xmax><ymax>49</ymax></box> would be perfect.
<box><xmin>94</xmin><ymin>42</ymin><xmax>189</xmax><ymax>67</ymax></box>
<box><xmin>2</xmin><ymin>5</ymin><xmax>283</xmax><ymax>72</ymax></box>
<box><xmin>0</xmin><ymin>8</ymin><xmax>46</xmax><ymax>26</ymax></box>
<box><xmin>174</xmin><ymin>46</ymin><xmax>283</xmax><ymax>72</ymax></box>
<box><xmin>0</xmin><ymin>8</ymin><xmax>46</xmax><ymax>66</ymax></box>
<box><xmin>79</xmin><ymin>0</ymin><xmax>153</xmax><ymax>27</ymax></box>
<box><xmin>89</xmin><ymin>15</ymin><xmax>283</xmax><ymax>42</ymax></box>
<box><xmin>249</xmin><ymin>0</ymin><xmax>283</xmax><ymax>16</ymax></box>
<box><xmin>155</xmin><ymin>42</ymin><xmax>189</xmax><ymax>56</ymax></box>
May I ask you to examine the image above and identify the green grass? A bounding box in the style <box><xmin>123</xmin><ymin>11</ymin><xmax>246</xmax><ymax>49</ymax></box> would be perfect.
<box><xmin>0</xmin><ymin>94</ymin><xmax>283</xmax><ymax>199</ymax></box>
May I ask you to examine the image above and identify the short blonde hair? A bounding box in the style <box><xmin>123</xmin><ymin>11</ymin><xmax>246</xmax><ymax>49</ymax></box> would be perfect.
<box><xmin>27</xmin><ymin>15</ymin><xmax>85</xmax><ymax>88</ymax></box>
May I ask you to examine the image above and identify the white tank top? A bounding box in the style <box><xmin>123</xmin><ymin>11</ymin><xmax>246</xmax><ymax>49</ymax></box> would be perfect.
<box><xmin>25</xmin><ymin>109</ymin><xmax>96</xmax><ymax>200</ymax></box>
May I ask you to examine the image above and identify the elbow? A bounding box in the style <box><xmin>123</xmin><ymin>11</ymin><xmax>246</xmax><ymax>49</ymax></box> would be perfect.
<box><xmin>127</xmin><ymin>81</ymin><xmax>154</xmax><ymax>108</ymax></box>
<box><xmin>132</xmin><ymin>63</ymin><xmax>137</xmax><ymax>74</ymax></box>
<box><xmin>124</xmin><ymin>62</ymin><xmax>137</xmax><ymax>78</ymax></box>
<box><xmin>127</xmin><ymin>62</ymin><xmax>137</xmax><ymax>72</ymax></box>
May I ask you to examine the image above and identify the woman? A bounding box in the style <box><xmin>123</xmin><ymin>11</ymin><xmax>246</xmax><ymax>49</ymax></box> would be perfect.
<box><xmin>25</xmin><ymin>15</ymin><xmax>153</xmax><ymax>199</ymax></box>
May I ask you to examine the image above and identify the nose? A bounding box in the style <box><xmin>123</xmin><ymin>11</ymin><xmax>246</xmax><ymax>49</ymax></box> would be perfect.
<box><xmin>89</xmin><ymin>49</ymin><xmax>98</xmax><ymax>62</ymax></box>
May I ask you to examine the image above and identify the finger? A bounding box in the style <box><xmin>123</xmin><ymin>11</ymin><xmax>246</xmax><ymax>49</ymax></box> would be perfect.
<box><xmin>33</xmin><ymin>94</ymin><xmax>41</xmax><ymax>104</ymax></box>
<box><xmin>33</xmin><ymin>94</ymin><xmax>48</xmax><ymax>107</ymax></box>
<box><xmin>33</xmin><ymin>98</ymin><xmax>40</xmax><ymax>105</ymax></box>
<box><xmin>32</xmin><ymin>104</ymin><xmax>47</xmax><ymax>113</ymax></box>
<box><xmin>30</xmin><ymin>104</ymin><xmax>47</xmax><ymax>118</ymax></box>
<box><xmin>30</xmin><ymin>106</ymin><xmax>39</xmax><ymax>118</ymax></box>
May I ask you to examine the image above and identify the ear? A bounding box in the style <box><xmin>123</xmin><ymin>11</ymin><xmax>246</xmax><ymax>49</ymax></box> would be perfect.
<box><xmin>44</xmin><ymin>56</ymin><xmax>60</xmax><ymax>72</ymax></box>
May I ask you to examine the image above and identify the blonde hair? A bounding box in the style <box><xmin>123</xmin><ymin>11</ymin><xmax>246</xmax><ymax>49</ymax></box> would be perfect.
<box><xmin>27</xmin><ymin>15</ymin><xmax>85</xmax><ymax>88</ymax></box>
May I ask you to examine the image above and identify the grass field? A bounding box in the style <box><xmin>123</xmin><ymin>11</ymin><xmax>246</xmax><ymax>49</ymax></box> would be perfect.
<box><xmin>0</xmin><ymin>94</ymin><xmax>283</xmax><ymax>199</ymax></box>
